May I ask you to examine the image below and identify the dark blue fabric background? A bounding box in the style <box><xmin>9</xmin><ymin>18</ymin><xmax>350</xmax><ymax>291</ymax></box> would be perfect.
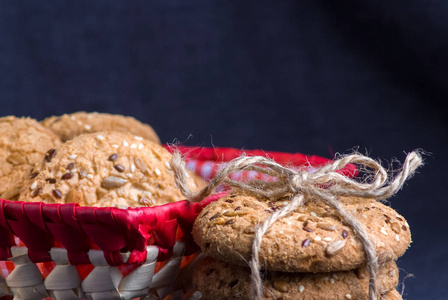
<box><xmin>1</xmin><ymin>2</ymin><xmax>447</xmax><ymax>299</ymax></box>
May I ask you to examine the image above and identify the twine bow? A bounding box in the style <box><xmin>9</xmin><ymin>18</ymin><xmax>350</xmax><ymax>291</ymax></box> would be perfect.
<box><xmin>170</xmin><ymin>150</ymin><xmax>423</xmax><ymax>300</ymax></box>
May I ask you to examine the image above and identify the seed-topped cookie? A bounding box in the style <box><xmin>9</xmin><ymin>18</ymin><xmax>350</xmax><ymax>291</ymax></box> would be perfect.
<box><xmin>41</xmin><ymin>112</ymin><xmax>160</xmax><ymax>143</ymax></box>
<box><xmin>0</xmin><ymin>116</ymin><xmax>61</xmax><ymax>200</ymax></box>
<box><xmin>193</xmin><ymin>193</ymin><xmax>411</xmax><ymax>273</ymax></box>
<box><xmin>19</xmin><ymin>131</ymin><xmax>195</xmax><ymax>208</ymax></box>
<box><xmin>194</xmin><ymin>256</ymin><xmax>399</xmax><ymax>300</ymax></box>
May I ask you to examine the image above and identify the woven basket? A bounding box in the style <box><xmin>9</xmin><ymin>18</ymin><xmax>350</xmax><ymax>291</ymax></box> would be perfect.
<box><xmin>0</xmin><ymin>146</ymin><xmax>356</xmax><ymax>300</ymax></box>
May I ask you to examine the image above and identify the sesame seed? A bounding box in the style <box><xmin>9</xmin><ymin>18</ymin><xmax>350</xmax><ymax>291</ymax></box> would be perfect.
<box><xmin>45</xmin><ymin>178</ymin><xmax>57</xmax><ymax>184</ymax></box>
<box><xmin>209</xmin><ymin>213</ymin><xmax>220</xmax><ymax>221</ymax></box>
<box><xmin>61</xmin><ymin>173</ymin><xmax>73</xmax><ymax>180</ymax></box>
<box><xmin>52</xmin><ymin>189</ymin><xmax>62</xmax><ymax>199</ymax></box>
<box><xmin>302</xmin><ymin>239</ymin><xmax>311</xmax><ymax>248</ymax></box>
<box><xmin>130</xmin><ymin>144</ymin><xmax>137</xmax><ymax>149</ymax></box>
<box><xmin>96</xmin><ymin>135</ymin><xmax>105</xmax><ymax>140</ymax></box>
<box><xmin>287</xmin><ymin>221</ymin><xmax>292</xmax><ymax>225</ymax></box>
<box><xmin>279</xmin><ymin>230</ymin><xmax>284</xmax><ymax>234</ymax></box>
<box><xmin>71</xmin><ymin>169</ymin><xmax>78</xmax><ymax>173</ymax></box>
<box><xmin>332</xmin><ymin>274</ymin><xmax>338</xmax><ymax>279</ymax></box>
<box><xmin>282</xmin><ymin>201</ymin><xmax>288</xmax><ymax>206</ymax></box>
<box><xmin>30</xmin><ymin>172</ymin><xmax>39</xmax><ymax>179</ymax></box>
<box><xmin>138</xmin><ymin>143</ymin><xmax>144</xmax><ymax>150</ymax></box>
<box><xmin>130</xmin><ymin>164</ymin><xmax>135</xmax><ymax>172</ymax></box>
<box><xmin>87</xmin><ymin>174</ymin><xmax>94</xmax><ymax>179</ymax></box>
<box><xmin>134</xmin><ymin>136</ymin><xmax>143</xmax><ymax>140</ymax></box>
<box><xmin>127</xmin><ymin>173</ymin><xmax>133</xmax><ymax>178</ymax></box>
<box><xmin>299</xmin><ymin>285</ymin><xmax>304</xmax><ymax>293</ymax></box>
<box><xmin>69</xmin><ymin>155</ymin><xmax>77</xmax><ymax>160</ymax></box>
<box><xmin>112</xmin><ymin>144</ymin><xmax>119</xmax><ymax>148</ymax></box>
<box><xmin>31</xmin><ymin>187</ymin><xmax>42</xmax><ymax>197</ymax></box>
<box><xmin>67</xmin><ymin>163</ymin><xmax>75</xmax><ymax>170</ymax></box>
<box><xmin>330</xmin><ymin>278</ymin><xmax>335</xmax><ymax>284</ymax></box>
<box><xmin>45</xmin><ymin>149</ymin><xmax>57</xmax><ymax>162</ymax></box>
<box><xmin>165</xmin><ymin>161</ymin><xmax>171</xmax><ymax>169</ymax></box>
<box><xmin>405</xmin><ymin>221</ymin><xmax>409</xmax><ymax>227</ymax></box>
<box><xmin>123</xmin><ymin>140</ymin><xmax>129</xmax><ymax>147</ymax></box>
<box><xmin>225</xmin><ymin>219</ymin><xmax>236</xmax><ymax>225</ymax></box>
<box><xmin>31</xmin><ymin>181</ymin><xmax>37</xmax><ymax>189</ymax></box>
<box><xmin>380</xmin><ymin>228</ymin><xmax>388</xmax><ymax>235</ymax></box>
<box><xmin>114</xmin><ymin>165</ymin><xmax>125</xmax><ymax>172</ymax></box>
<box><xmin>71</xmin><ymin>116</ymin><xmax>76</xmax><ymax>120</ymax></box>
<box><xmin>342</xmin><ymin>230</ymin><xmax>348</xmax><ymax>238</ymax></box>
<box><xmin>310</xmin><ymin>212</ymin><xmax>317</xmax><ymax>217</ymax></box>
<box><xmin>155</xmin><ymin>168</ymin><xmax>161</xmax><ymax>176</ymax></box>
<box><xmin>395</xmin><ymin>234</ymin><xmax>400</xmax><ymax>241</ymax></box>
<box><xmin>314</xmin><ymin>236</ymin><xmax>322</xmax><ymax>241</ymax></box>
<box><xmin>108</xmin><ymin>154</ymin><xmax>118</xmax><ymax>161</ymax></box>
<box><xmin>345</xmin><ymin>294</ymin><xmax>352</xmax><ymax>299</ymax></box>
<box><xmin>324</xmin><ymin>237</ymin><xmax>332</xmax><ymax>242</ymax></box>
<box><xmin>84</xmin><ymin>125</ymin><xmax>91</xmax><ymax>130</ymax></box>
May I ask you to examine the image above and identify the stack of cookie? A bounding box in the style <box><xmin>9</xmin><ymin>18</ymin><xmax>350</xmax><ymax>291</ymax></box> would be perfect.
<box><xmin>1</xmin><ymin>112</ymin><xmax>203</xmax><ymax>207</ymax></box>
<box><xmin>192</xmin><ymin>193</ymin><xmax>410</xmax><ymax>299</ymax></box>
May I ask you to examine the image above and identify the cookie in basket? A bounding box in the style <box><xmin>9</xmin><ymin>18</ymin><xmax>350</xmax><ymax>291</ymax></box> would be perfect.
<box><xmin>194</xmin><ymin>256</ymin><xmax>399</xmax><ymax>300</ymax></box>
<box><xmin>19</xmin><ymin>131</ymin><xmax>196</xmax><ymax>207</ymax></box>
<box><xmin>0</xmin><ymin>116</ymin><xmax>61</xmax><ymax>200</ymax></box>
<box><xmin>381</xmin><ymin>289</ymin><xmax>402</xmax><ymax>300</ymax></box>
<box><xmin>193</xmin><ymin>193</ymin><xmax>411</xmax><ymax>273</ymax></box>
<box><xmin>41</xmin><ymin>111</ymin><xmax>160</xmax><ymax>143</ymax></box>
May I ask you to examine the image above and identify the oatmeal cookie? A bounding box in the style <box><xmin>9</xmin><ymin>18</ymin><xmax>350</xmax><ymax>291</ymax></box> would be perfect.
<box><xmin>0</xmin><ymin>116</ymin><xmax>61</xmax><ymax>200</ymax></box>
<box><xmin>41</xmin><ymin>112</ymin><xmax>160</xmax><ymax>143</ymax></box>
<box><xmin>194</xmin><ymin>256</ymin><xmax>399</xmax><ymax>300</ymax></box>
<box><xmin>193</xmin><ymin>193</ymin><xmax>411</xmax><ymax>273</ymax></box>
<box><xmin>19</xmin><ymin>131</ymin><xmax>196</xmax><ymax>208</ymax></box>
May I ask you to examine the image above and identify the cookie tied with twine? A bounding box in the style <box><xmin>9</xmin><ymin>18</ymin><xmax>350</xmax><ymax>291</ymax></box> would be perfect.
<box><xmin>170</xmin><ymin>150</ymin><xmax>423</xmax><ymax>300</ymax></box>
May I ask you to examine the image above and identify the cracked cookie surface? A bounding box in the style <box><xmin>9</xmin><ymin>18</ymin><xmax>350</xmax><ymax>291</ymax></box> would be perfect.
<box><xmin>42</xmin><ymin>111</ymin><xmax>160</xmax><ymax>143</ymax></box>
<box><xmin>19</xmin><ymin>131</ymin><xmax>195</xmax><ymax>207</ymax></box>
<box><xmin>193</xmin><ymin>193</ymin><xmax>411</xmax><ymax>272</ymax></box>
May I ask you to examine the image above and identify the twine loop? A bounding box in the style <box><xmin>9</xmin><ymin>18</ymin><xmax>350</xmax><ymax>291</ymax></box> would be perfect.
<box><xmin>170</xmin><ymin>150</ymin><xmax>423</xmax><ymax>300</ymax></box>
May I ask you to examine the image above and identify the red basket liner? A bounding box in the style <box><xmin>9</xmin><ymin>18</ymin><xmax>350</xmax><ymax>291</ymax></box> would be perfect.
<box><xmin>0</xmin><ymin>193</ymin><xmax>224</xmax><ymax>266</ymax></box>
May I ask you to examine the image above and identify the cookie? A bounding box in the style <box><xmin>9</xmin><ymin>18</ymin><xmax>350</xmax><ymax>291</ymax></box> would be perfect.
<box><xmin>381</xmin><ymin>289</ymin><xmax>402</xmax><ymax>300</ymax></box>
<box><xmin>193</xmin><ymin>256</ymin><xmax>399</xmax><ymax>300</ymax></box>
<box><xmin>193</xmin><ymin>193</ymin><xmax>411</xmax><ymax>273</ymax></box>
<box><xmin>41</xmin><ymin>112</ymin><xmax>160</xmax><ymax>143</ymax></box>
<box><xmin>0</xmin><ymin>116</ymin><xmax>61</xmax><ymax>200</ymax></box>
<box><xmin>19</xmin><ymin>131</ymin><xmax>196</xmax><ymax>208</ymax></box>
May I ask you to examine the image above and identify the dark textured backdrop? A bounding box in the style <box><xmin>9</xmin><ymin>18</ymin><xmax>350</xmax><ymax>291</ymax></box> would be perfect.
<box><xmin>1</xmin><ymin>1</ymin><xmax>447</xmax><ymax>299</ymax></box>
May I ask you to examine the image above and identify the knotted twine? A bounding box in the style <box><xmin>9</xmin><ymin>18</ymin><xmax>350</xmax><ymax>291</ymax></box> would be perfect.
<box><xmin>170</xmin><ymin>150</ymin><xmax>423</xmax><ymax>300</ymax></box>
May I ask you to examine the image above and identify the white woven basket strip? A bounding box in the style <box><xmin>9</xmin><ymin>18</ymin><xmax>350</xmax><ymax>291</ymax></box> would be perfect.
<box><xmin>1</xmin><ymin>242</ymin><xmax>187</xmax><ymax>300</ymax></box>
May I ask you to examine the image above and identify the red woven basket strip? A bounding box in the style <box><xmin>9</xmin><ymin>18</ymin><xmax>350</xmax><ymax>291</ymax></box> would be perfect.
<box><xmin>0</xmin><ymin>194</ymin><xmax>223</xmax><ymax>266</ymax></box>
<box><xmin>166</xmin><ymin>146</ymin><xmax>358</xmax><ymax>177</ymax></box>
